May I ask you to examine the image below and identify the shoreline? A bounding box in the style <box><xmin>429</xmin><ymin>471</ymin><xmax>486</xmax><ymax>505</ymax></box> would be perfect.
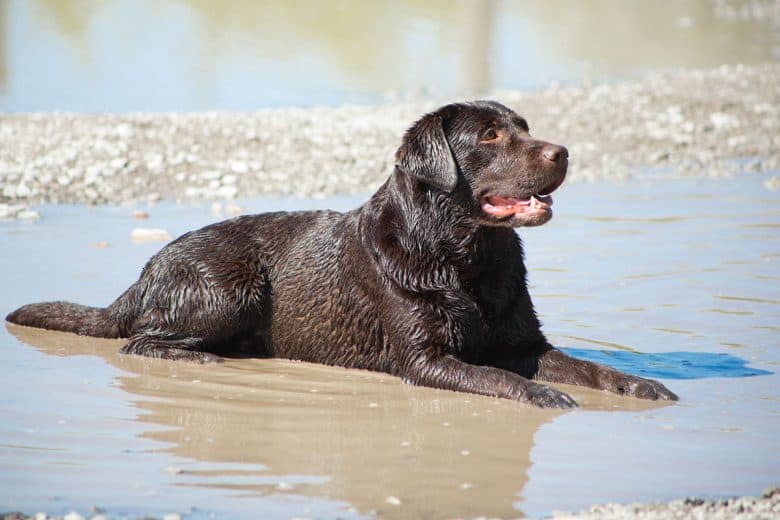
<box><xmin>2</xmin><ymin>488</ymin><xmax>778</xmax><ymax>520</ymax></box>
<box><xmin>1</xmin><ymin>62</ymin><xmax>779</xmax><ymax>220</ymax></box>
<box><xmin>553</xmin><ymin>487</ymin><xmax>780</xmax><ymax>520</ymax></box>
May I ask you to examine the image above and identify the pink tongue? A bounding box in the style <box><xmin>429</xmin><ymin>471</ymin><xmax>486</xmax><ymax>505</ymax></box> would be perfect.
<box><xmin>481</xmin><ymin>195</ymin><xmax>531</xmax><ymax>218</ymax></box>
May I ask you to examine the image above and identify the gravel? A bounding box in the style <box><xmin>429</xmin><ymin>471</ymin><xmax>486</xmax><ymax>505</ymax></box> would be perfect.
<box><xmin>1</xmin><ymin>62</ymin><xmax>778</xmax><ymax>220</ymax></box>
<box><xmin>2</xmin><ymin>488</ymin><xmax>778</xmax><ymax>519</ymax></box>
<box><xmin>552</xmin><ymin>487</ymin><xmax>780</xmax><ymax>520</ymax></box>
<box><xmin>712</xmin><ymin>0</ymin><xmax>780</xmax><ymax>21</ymax></box>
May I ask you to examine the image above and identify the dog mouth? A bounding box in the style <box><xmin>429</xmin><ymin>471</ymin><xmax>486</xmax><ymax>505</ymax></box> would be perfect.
<box><xmin>480</xmin><ymin>177</ymin><xmax>564</xmax><ymax>219</ymax></box>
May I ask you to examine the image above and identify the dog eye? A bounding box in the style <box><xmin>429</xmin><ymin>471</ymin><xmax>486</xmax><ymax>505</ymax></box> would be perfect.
<box><xmin>480</xmin><ymin>129</ymin><xmax>499</xmax><ymax>142</ymax></box>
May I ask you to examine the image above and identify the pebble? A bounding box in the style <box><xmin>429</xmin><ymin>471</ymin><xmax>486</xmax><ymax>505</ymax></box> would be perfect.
<box><xmin>0</xmin><ymin>203</ymin><xmax>39</xmax><ymax>220</ymax></box>
<box><xmin>224</xmin><ymin>203</ymin><xmax>245</xmax><ymax>216</ymax></box>
<box><xmin>16</xmin><ymin>183</ymin><xmax>31</xmax><ymax>197</ymax></box>
<box><xmin>4</xmin><ymin>489</ymin><xmax>778</xmax><ymax>519</ymax></box>
<box><xmin>553</xmin><ymin>487</ymin><xmax>780</xmax><ymax>520</ymax></box>
<box><xmin>229</xmin><ymin>161</ymin><xmax>248</xmax><ymax>174</ymax></box>
<box><xmin>215</xmin><ymin>185</ymin><xmax>238</xmax><ymax>199</ymax></box>
<box><xmin>0</xmin><ymin>63</ymin><xmax>778</xmax><ymax>219</ymax></box>
<box><xmin>130</xmin><ymin>228</ymin><xmax>173</xmax><ymax>243</ymax></box>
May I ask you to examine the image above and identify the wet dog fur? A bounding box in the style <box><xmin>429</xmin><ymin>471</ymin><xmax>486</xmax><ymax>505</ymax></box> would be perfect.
<box><xmin>6</xmin><ymin>101</ymin><xmax>677</xmax><ymax>407</ymax></box>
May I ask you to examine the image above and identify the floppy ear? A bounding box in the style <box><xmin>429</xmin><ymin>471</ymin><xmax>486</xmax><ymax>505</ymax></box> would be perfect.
<box><xmin>395</xmin><ymin>113</ymin><xmax>458</xmax><ymax>192</ymax></box>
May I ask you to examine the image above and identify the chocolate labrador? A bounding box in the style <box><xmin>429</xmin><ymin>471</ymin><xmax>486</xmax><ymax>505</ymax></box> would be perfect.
<box><xmin>7</xmin><ymin>101</ymin><xmax>677</xmax><ymax>407</ymax></box>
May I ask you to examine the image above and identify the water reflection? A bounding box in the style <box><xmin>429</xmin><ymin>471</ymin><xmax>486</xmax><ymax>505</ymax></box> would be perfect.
<box><xmin>7</xmin><ymin>323</ymin><xmax>668</xmax><ymax>518</ymax></box>
<box><xmin>507</xmin><ymin>0</ymin><xmax>779</xmax><ymax>75</ymax></box>
<box><xmin>562</xmin><ymin>347</ymin><xmax>772</xmax><ymax>380</ymax></box>
<box><xmin>2</xmin><ymin>0</ymin><xmax>778</xmax><ymax>110</ymax></box>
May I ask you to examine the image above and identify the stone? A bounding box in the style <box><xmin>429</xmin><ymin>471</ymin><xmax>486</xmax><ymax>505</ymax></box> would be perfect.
<box><xmin>130</xmin><ymin>228</ymin><xmax>173</xmax><ymax>243</ymax></box>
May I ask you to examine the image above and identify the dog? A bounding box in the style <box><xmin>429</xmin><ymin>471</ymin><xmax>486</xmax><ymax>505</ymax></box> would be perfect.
<box><xmin>6</xmin><ymin>101</ymin><xmax>677</xmax><ymax>408</ymax></box>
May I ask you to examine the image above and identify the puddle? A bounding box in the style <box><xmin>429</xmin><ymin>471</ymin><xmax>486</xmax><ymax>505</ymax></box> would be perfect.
<box><xmin>1</xmin><ymin>175</ymin><xmax>778</xmax><ymax>518</ymax></box>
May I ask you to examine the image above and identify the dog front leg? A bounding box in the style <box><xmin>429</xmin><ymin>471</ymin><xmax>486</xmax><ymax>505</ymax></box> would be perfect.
<box><xmin>534</xmin><ymin>347</ymin><xmax>678</xmax><ymax>401</ymax></box>
<box><xmin>401</xmin><ymin>352</ymin><xmax>577</xmax><ymax>408</ymax></box>
<box><xmin>490</xmin><ymin>345</ymin><xmax>678</xmax><ymax>401</ymax></box>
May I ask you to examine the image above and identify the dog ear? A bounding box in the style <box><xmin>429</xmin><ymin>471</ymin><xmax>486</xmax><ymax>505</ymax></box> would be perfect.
<box><xmin>395</xmin><ymin>113</ymin><xmax>458</xmax><ymax>192</ymax></box>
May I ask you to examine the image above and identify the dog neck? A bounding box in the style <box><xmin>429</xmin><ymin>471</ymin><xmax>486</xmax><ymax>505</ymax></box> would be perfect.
<box><xmin>359</xmin><ymin>169</ymin><xmax>518</xmax><ymax>292</ymax></box>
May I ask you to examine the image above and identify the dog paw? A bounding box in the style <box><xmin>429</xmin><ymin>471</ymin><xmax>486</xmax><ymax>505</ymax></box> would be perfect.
<box><xmin>614</xmin><ymin>374</ymin><xmax>678</xmax><ymax>401</ymax></box>
<box><xmin>120</xmin><ymin>341</ymin><xmax>224</xmax><ymax>364</ymax></box>
<box><xmin>523</xmin><ymin>382</ymin><xmax>578</xmax><ymax>409</ymax></box>
<box><xmin>190</xmin><ymin>351</ymin><xmax>224</xmax><ymax>364</ymax></box>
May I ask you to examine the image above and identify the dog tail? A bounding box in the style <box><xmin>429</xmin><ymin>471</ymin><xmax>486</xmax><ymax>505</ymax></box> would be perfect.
<box><xmin>6</xmin><ymin>301</ymin><xmax>123</xmax><ymax>338</ymax></box>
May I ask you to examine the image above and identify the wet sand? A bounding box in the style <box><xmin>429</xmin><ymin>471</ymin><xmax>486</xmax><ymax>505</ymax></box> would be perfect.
<box><xmin>1</xmin><ymin>63</ymin><xmax>779</xmax><ymax>220</ymax></box>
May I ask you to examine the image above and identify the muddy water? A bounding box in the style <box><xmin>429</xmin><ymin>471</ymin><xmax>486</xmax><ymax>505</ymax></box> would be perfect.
<box><xmin>1</xmin><ymin>175</ymin><xmax>778</xmax><ymax>518</ymax></box>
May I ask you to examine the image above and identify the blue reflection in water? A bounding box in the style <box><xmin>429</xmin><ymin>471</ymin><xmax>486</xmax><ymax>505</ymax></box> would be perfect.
<box><xmin>561</xmin><ymin>348</ymin><xmax>772</xmax><ymax>380</ymax></box>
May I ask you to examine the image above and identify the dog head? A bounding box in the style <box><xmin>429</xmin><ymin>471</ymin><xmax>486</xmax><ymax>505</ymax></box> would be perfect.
<box><xmin>395</xmin><ymin>101</ymin><xmax>568</xmax><ymax>227</ymax></box>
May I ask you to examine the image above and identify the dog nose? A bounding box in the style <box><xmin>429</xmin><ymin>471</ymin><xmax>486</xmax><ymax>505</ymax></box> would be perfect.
<box><xmin>542</xmin><ymin>144</ymin><xmax>569</xmax><ymax>163</ymax></box>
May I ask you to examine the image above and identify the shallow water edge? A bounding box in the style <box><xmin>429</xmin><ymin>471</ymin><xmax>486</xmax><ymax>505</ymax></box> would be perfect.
<box><xmin>1</xmin><ymin>174</ymin><xmax>778</xmax><ymax>518</ymax></box>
